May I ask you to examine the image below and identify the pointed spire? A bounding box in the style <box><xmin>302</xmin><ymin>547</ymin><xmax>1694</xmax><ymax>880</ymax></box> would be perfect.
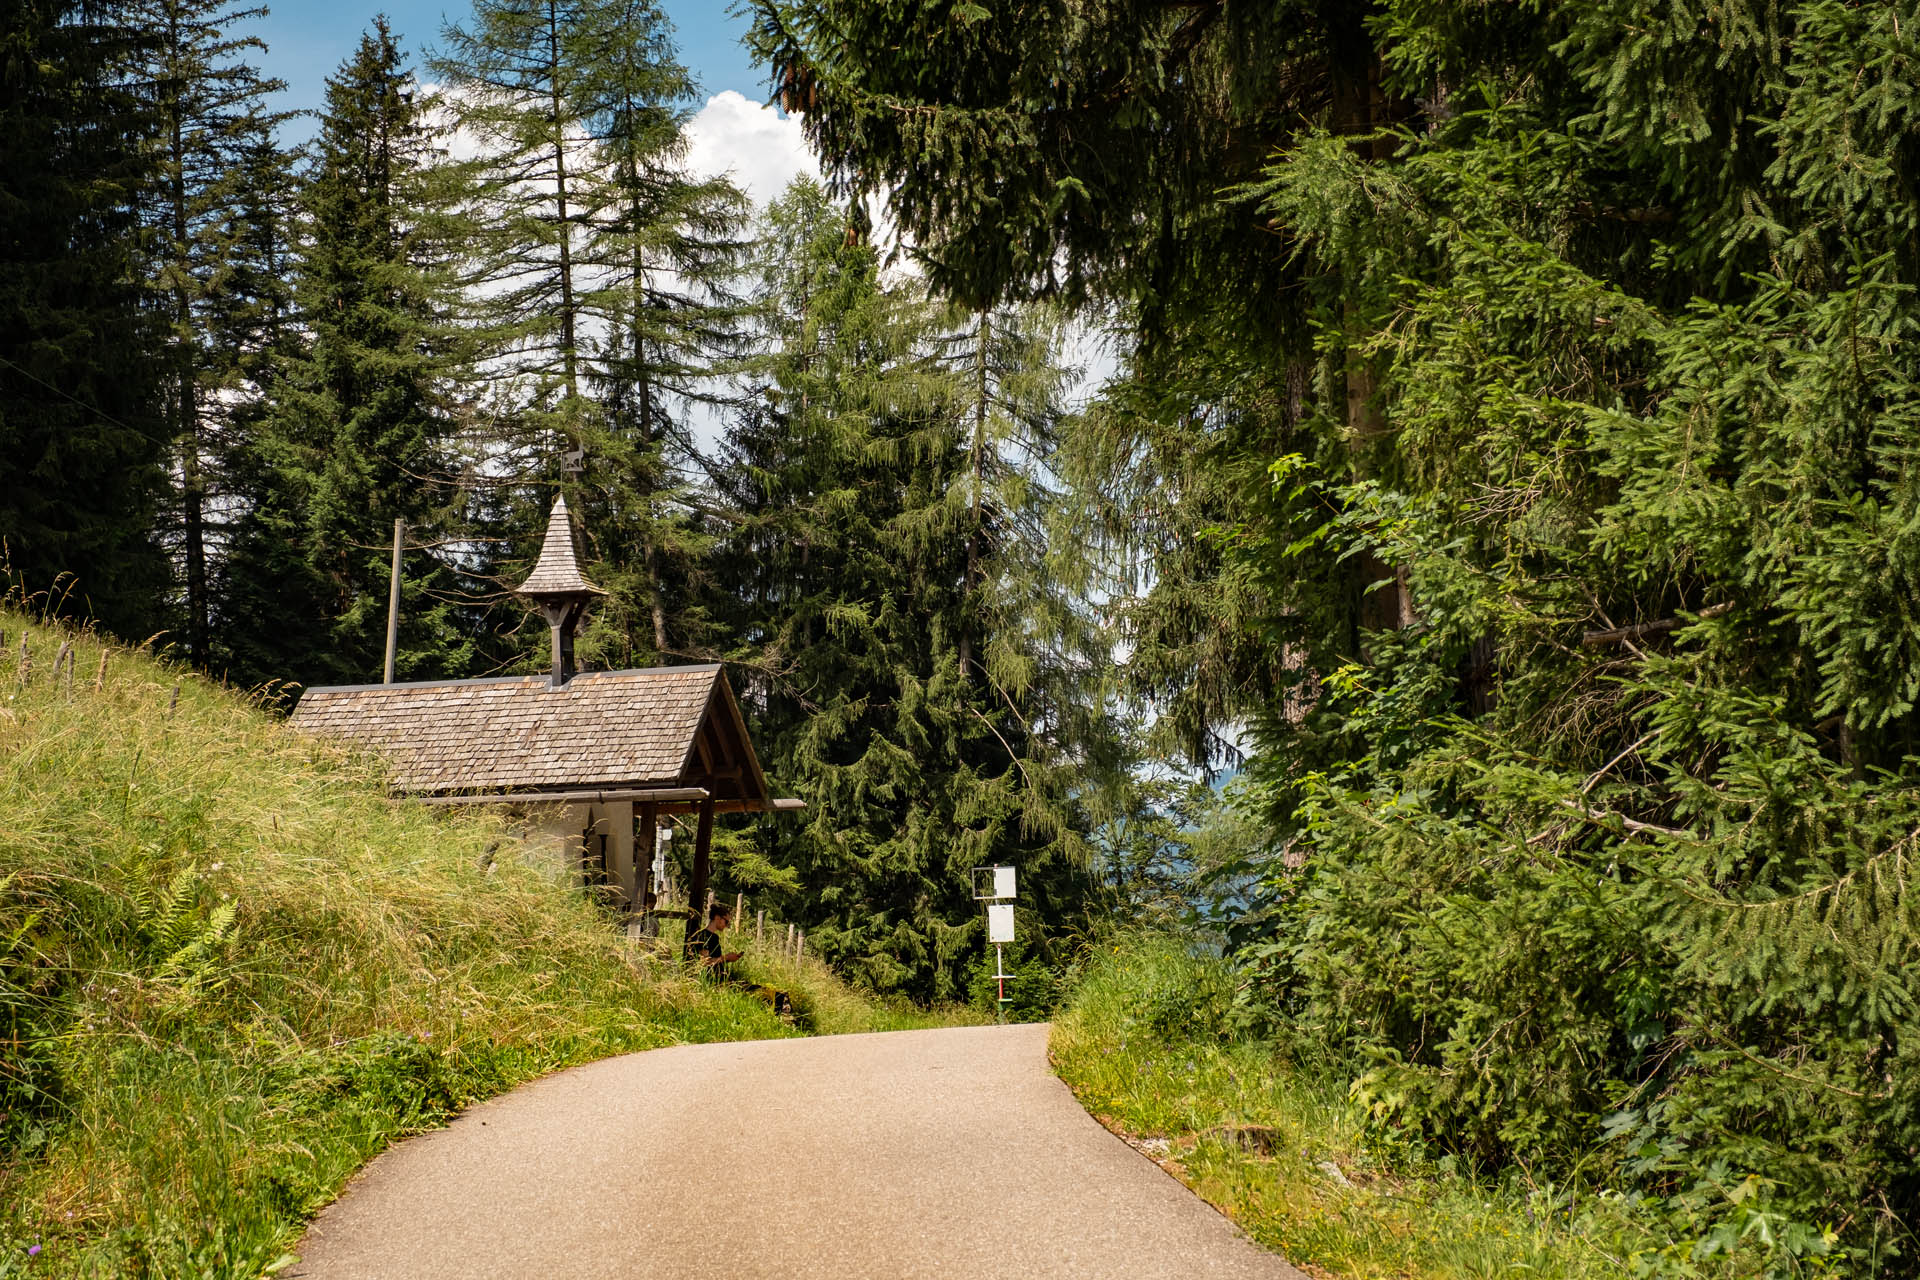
<box><xmin>516</xmin><ymin>495</ymin><xmax>605</xmax><ymax>599</ymax></box>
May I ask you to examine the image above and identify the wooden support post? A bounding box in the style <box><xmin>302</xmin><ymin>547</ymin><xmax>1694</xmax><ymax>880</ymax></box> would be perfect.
<box><xmin>797</xmin><ymin>932</ymin><xmax>805</xmax><ymax>962</ymax></box>
<box><xmin>756</xmin><ymin>909</ymin><xmax>764</xmax><ymax>946</ymax></box>
<box><xmin>94</xmin><ymin>649</ymin><xmax>108</xmax><ymax>692</ymax></box>
<box><xmin>786</xmin><ymin>922</ymin><xmax>794</xmax><ymax>956</ymax></box>
<box><xmin>683</xmin><ymin>797</ymin><xmax>714</xmax><ymax>959</ymax></box>
<box><xmin>636</xmin><ymin>803</ymin><xmax>657</xmax><ymax>916</ymax></box>
<box><xmin>734</xmin><ymin>892</ymin><xmax>743</xmax><ymax>929</ymax></box>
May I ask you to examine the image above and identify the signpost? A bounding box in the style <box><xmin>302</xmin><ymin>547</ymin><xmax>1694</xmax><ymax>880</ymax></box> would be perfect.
<box><xmin>973</xmin><ymin>865</ymin><xmax>1017</xmax><ymax>1017</ymax></box>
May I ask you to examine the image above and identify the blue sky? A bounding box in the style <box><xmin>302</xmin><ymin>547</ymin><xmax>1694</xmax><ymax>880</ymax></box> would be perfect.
<box><xmin>255</xmin><ymin>0</ymin><xmax>770</xmax><ymax>123</ymax></box>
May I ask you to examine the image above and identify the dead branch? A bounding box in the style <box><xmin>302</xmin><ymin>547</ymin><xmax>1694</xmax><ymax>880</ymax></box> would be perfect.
<box><xmin>1583</xmin><ymin>602</ymin><xmax>1733</xmax><ymax>648</ymax></box>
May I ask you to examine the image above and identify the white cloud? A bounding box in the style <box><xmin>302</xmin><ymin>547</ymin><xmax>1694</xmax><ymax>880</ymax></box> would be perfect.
<box><xmin>683</xmin><ymin>91</ymin><xmax>819</xmax><ymax>207</ymax></box>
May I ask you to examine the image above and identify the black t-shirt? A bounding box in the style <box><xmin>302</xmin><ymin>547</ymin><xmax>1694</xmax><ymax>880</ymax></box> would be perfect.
<box><xmin>688</xmin><ymin>926</ymin><xmax>729</xmax><ymax>978</ymax></box>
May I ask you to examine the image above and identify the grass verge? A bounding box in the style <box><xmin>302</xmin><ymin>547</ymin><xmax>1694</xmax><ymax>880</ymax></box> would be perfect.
<box><xmin>0</xmin><ymin>612</ymin><xmax>966</xmax><ymax>1278</ymax></box>
<box><xmin>1049</xmin><ymin>934</ymin><xmax>1723</xmax><ymax>1280</ymax></box>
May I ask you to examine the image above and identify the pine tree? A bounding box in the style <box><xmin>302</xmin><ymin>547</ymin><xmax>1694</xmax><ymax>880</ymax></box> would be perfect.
<box><xmin>0</xmin><ymin>0</ymin><xmax>168</xmax><ymax>633</ymax></box>
<box><xmin>221</xmin><ymin>18</ymin><xmax>474</xmax><ymax>687</ymax></box>
<box><xmin>126</xmin><ymin>0</ymin><xmax>291</xmax><ymax>664</ymax></box>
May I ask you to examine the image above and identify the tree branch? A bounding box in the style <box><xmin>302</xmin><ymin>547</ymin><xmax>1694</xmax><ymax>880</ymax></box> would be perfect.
<box><xmin>1583</xmin><ymin>602</ymin><xmax>1732</xmax><ymax>647</ymax></box>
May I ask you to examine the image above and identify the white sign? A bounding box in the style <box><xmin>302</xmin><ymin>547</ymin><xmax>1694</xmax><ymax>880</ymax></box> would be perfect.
<box><xmin>987</xmin><ymin>903</ymin><xmax>1016</xmax><ymax>944</ymax></box>
<box><xmin>994</xmin><ymin>865</ymin><xmax>1017</xmax><ymax>900</ymax></box>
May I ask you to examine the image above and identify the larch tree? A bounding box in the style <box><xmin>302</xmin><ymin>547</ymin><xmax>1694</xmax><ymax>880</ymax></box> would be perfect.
<box><xmin>430</xmin><ymin>0</ymin><xmax>746</xmax><ymax>671</ymax></box>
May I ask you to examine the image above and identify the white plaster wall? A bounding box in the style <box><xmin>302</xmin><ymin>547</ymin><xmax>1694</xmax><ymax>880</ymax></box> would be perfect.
<box><xmin>514</xmin><ymin>801</ymin><xmax>635</xmax><ymax>908</ymax></box>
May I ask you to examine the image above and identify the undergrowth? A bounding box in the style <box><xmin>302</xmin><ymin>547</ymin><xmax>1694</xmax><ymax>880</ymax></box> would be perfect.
<box><xmin>1050</xmin><ymin>934</ymin><xmax>1784</xmax><ymax>1280</ymax></box>
<box><xmin>0</xmin><ymin>611</ymin><xmax>962</xmax><ymax>1277</ymax></box>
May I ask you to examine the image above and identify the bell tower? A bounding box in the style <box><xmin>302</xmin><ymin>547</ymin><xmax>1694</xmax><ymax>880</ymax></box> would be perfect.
<box><xmin>515</xmin><ymin>494</ymin><xmax>606</xmax><ymax>687</ymax></box>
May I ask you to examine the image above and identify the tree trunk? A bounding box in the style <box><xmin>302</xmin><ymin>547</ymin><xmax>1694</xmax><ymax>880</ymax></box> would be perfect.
<box><xmin>168</xmin><ymin>79</ymin><xmax>207</xmax><ymax>664</ymax></box>
<box><xmin>1331</xmin><ymin>37</ymin><xmax>1410</xmax><ymax>634</ymax></box>
<box><xmin>546</xmin><ymin>1</ymin><xmax>579</xmax><ymax>401</ymax></box>
<box><xmin>960</xmin><ymin>308</ymin><xmax>989</xmax><ymax>682</ymax></box>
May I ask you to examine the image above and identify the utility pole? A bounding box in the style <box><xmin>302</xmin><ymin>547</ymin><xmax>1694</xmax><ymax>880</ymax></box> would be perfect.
<box><xmin>383</xmin><ymin>519</ymin><xmax>404</xmax><ymax>684</ymax></box>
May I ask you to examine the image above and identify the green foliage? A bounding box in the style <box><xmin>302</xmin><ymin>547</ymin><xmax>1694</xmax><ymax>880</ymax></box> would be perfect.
<box><xmin>429</xmin><ymin>0</ymin><xmax>749</xmax><ymax>672</ymax></box>
<box><xmin>123</xmin><ymin>0</ymin><xmax>293</xmax><ymax>663</ymax></box>
<box><xmin>221</xmin><ymin>19</ymin><xmax>476</xmax><ymax>688</ymax></box>
<box><xmin>0</xmin><ymin>0</ymin><xmax>168</xmax><ymax>636</ymax></box>
<box><xmin>964</xmin><ymin>934</ymin><xmax>1064</xmax><ymax>1022</ymax></box>
<box><xmin>706</xmin><ymin>180</ymin><xmax>1110</xmax><ymax>1002</ymax></box>
<box><xmin>1052</xmin><ymin>933</ymin><xmax>1670</xmax><ymax>1280</ymax></box>
<box><xmin>768</xmin><ymin>0</ymin><xmax>1920</xmax><ymax>1269</ymax></box>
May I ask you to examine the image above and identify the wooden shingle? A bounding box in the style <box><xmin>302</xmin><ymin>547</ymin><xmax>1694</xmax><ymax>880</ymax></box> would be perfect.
<box><xmin>291</xmin><ymin>665</ymin><xmax>726</xmax><ymax>796</ymax></box>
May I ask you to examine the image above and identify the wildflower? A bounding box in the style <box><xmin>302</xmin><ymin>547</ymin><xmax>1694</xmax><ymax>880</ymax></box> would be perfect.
<box><xmin>28</xmin><ymin>1243</ymin><xmax>41</xmax><ymax>1256</ymax></box>
<box><xmin>209</xmin><ymin>861</ymin><xmax>223</xmax><ymax>872</ymax></box>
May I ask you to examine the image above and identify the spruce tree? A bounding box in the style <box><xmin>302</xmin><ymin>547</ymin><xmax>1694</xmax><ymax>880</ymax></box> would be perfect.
<box><xmin>125</xmin><ymin>0</ymin><xmax>291</xmax><ymax>664</ymax></box>
<box><xmin>710</xmin><ymin>181</ymin><xmax>1100</xmax><ymax>1000</ymax></box>
<box><xmin>0</xmin><ymin>0</ymin><xmax>168</xmax><ymax>632</ymax></box>
<box><xmin>758</xmin><ymin>0</ymin><xmax>1920</xmax><ymax>1262</ymax></box>
<box><xmin>222</xmin><ymin>18</ymin><xmax>473</xmax><ymax>687</ymax></box>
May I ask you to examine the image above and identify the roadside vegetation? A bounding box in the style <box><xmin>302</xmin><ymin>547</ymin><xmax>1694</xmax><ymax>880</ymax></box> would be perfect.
<box><xmin>0</xmin><ymin>613</ymin><xmax>964</xmax><ymax>1278</ymax></box>
<box><xmin>1052</xmin><ymin>935</ymin><xmax>1766</xmax><ymax>1280</ymax></box>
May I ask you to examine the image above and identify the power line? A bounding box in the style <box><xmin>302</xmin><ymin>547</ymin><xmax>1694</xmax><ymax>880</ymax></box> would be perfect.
<box><xmin>0</xmin><ymin>353</ymin><xmax>174</xmax><ymax>450</ymax></box>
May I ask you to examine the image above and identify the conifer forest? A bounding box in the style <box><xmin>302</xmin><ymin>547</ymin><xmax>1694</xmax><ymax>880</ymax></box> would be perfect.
<box><xmin>7</xmin><ymin>0</ymin><xmax>1920</xmax><ymax>1271</ymax></box>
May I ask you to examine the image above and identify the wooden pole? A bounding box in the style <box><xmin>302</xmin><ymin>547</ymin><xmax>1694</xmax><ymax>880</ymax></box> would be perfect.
<box><xmin>734</xmin><ymin>892</ymin><xmax>743</xmax><ymax>930</ymax></box>
<box><xmin>756</xmin><ymin>909</ymin><xmax>764</xmax><ymax>946</ymax></box>
<box><xmin>93</xmin><ymin>649</ymin><xmax>108</xmax><ymax>692</ymax></box>
<box><xmin>797</xmin><ymin>932</ymin><xmax>805</xmax><ymax>962</ymax></box>
<box><xmin>683</xmin><ymin>797</ymin><xmax>714</xmax><ymax>959</ymax></box>
<box><xmin>635</xmin><ymin>803</ymin><xmax>657</xmax><ymax>919</ymax></box>
<box><xmin>383</xmin><ymin>518</ymin><xmax>404</xmax><ymax>684</ymax></box>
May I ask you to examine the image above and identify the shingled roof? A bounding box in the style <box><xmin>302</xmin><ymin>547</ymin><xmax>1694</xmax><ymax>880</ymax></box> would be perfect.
<box><xmin>291</xmin><ymin>664</ymin><xmax>770</xmax><ymax>804</ymax></box>
<box><xmin>517</xmin><ymin>495</ymin><xmax>605</xmax><ymax>599</ymax></box>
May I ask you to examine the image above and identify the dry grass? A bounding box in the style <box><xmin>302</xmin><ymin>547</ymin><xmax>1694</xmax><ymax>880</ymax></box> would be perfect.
<box><xmin>0</xmin><ymin>610</ymin><xmax>963</xmax><ymax>1277</ymax></box>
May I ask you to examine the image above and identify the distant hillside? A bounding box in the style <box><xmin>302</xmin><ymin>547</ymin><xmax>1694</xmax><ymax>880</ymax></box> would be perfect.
<box><xmin>0</xmin><ymin>611</ymin><xmax>954</xmax><ymax>1278</ymax></box>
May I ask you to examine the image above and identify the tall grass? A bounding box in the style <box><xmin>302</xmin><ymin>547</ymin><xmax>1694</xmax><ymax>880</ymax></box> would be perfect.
<box><xmin>0</xmin><ymin>612</ymin><xmax>961</xmax><ymax>1278</ymax></box>
<box><xmin>1050</xmin><ymin>934</ymin><xmax>1764</xmax><ymax>1280</ymax></box>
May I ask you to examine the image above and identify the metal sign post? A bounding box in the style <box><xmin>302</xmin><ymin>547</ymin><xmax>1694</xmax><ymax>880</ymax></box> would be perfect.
<box><xmin>973</xmin><ymin>866</ymin><xmax>1017</xmax><ymax>1019</ymax></box>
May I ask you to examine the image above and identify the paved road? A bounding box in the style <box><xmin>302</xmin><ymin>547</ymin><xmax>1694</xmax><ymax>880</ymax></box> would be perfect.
<box><xmin>291</xmin><ymin>1022</ymin><xmax>1303</xmax><ymax>1280</ymax></box>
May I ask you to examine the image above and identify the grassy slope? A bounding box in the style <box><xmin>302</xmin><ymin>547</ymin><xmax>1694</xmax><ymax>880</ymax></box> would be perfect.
<box><xmin>1049</xmin><ymin>936</ymin><xmax>1734</xmax><ymax>1280</ymax></box>
<box><xmin>0</xmin><ymin>613</ymin><xmax>963</xmax><ymax>1278</ymax></box>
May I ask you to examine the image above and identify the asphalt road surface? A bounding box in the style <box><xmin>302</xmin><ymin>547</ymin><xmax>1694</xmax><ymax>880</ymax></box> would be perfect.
<box><xmin>291</xmin><ymin>1022</ymin><xmax>1304</xmax><ymax>1279</ymax></box>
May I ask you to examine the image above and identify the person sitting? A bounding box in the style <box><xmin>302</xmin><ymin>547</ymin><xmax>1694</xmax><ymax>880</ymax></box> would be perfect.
<box><xmin>687</xmin><ymin>902</ymin><xmax>744</xmax><ymax>979</ymax></box>
<box><xmin>687</xmin><ymin>902</ymin><xmax>794</xmax><ymax>1018</ymax></box>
